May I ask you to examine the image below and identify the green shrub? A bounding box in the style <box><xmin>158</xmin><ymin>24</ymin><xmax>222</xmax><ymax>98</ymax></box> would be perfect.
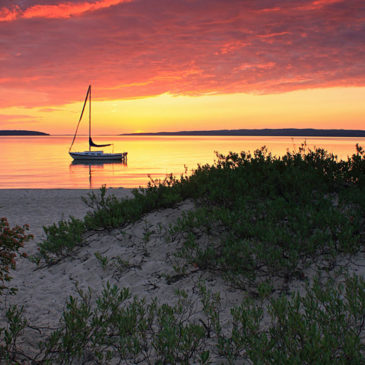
<box><xmin>171</xmin><ymin>145</ymin><xmax>365</xmax><ymax>288</ymax></box>
<box><xmin>83</xmin><ymin>177</ymin><xmax>186</xmax><ymax>229</ymax></box>
<box><xmin>40</xmin><ymin>283</ymin><xmax>207</xmax><ymax>364</ymax></box>
<box><xmin>37</xmin><ymin>217</ymin><xmax>85</xmax><ymax>264</ymax></box>
<box><xmin>219</xmin><ymin>275</ymin><xmax>365</xmax><ymax>364</ymax></box>
<box><xmin>2</xmin><ymin>275</ymin><xmax>365</xmax><ymax>363</ymax></box>
<box><xmin>0</xmin><ymin>305</ymin><xmax>28</xmax><ymax>362</ymax></box>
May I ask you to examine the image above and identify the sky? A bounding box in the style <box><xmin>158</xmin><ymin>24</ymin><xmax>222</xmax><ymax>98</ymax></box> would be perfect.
<box><xmin>0</xmin><ymin>0</ymin><xmax>364</xmax><ymax>135</ymax></box>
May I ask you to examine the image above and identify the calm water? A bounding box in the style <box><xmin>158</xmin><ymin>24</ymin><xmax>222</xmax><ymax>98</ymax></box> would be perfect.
<box><xmin>1</xmin><ymin>135</ymin><xmax>364</xmax><ymax>189</ymax></box>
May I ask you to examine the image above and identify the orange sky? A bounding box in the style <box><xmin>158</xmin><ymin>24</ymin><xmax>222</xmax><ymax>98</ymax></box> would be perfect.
<box><xmin>0</xmin><ymin>0</ymin><xmax>364</xmax><ymax>134</ymax></box>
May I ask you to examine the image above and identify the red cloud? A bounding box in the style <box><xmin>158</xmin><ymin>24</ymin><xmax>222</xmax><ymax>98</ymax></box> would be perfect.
<box><xmin>0</xmin><ymin>0</ymin><xmax>132</xmax><ymax>21</ymax></box>
<box><xmin>0</xmin><ymin>0</ymin><xmax>364</xmax><ymax>107</ymax></box>
<box><xmin>0</xmin><ymin>6</ymin><xmax>20</xmax><ymax>21</ymax></box>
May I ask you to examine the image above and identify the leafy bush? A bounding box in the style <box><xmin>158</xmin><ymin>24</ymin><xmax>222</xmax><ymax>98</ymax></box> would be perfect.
<box><xmin>35</xmin><ymin>177</ymin><xmax>190</xmax><ymax>263</ymax></box>
<box><xmin>0</xmin><ymin>217</ymin><xmax>32</xmax><ymax>295</ymax></box>
<box><xmin>219</xmin><ymin>275</ymin><xmax>365</xmax><ymax>364</ymax></box>
<box><xmin>171</xmin><ymin>145</ymin><xmax>365</xmax><ymax>288</ymax></box>
<box><xmin>0</xmin><ymin>305</ymin><xmax>28</xmax><ymax>362</ymax></box>
<box><xmin>4</xmin><ymin>276</ymin><xmax>365</xmax><ymax>363</ymax></box>
<box><xmin>83</xmin><ymin>179</ymin><xmax>186</xmax><ymax>229</ymax></box>
<box><xmin>0</xmin><ymin>218</ymin><xmax>31</xmax><ymax>362</ymax></box>
<box><xmin>37</xmin><ymin>217</ymin><xmax>85</xmax><ymax>264</ymax></box>
<box><xmin>39</xmin><ymin>283</ymin><xmax>207</xmax><ymax>364</ymax></box>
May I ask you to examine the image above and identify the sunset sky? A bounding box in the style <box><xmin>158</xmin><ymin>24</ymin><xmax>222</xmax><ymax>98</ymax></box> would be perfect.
<box><xmin>0</xmin><ymin>0</ymin><xmax>364</xmax><ymax>135</ymax></box>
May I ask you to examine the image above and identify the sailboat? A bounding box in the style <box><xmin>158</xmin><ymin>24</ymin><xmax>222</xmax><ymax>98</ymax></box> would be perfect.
<box><xmin>69</xmin><ymin>85</ymin><xmax>127</xmax><ymax>161</ymax></box>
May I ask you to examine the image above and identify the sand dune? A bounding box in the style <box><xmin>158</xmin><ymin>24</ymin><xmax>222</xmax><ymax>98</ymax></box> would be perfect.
<box><xmin>0</xmin><ymin>188</ymin><xmax>243</xmax><ymax>360</ymax></box>
<box><xmin>1</xmin><ymin>188</ymin><xmax>364</xmax><ymax>362</ymax></box>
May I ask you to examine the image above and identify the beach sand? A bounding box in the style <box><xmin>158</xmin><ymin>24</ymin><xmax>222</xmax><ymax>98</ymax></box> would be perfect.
<box><xmin>0</xmin><ymin>188</ymin><xmax>132</xmax><ymax>240</ymax></box>
<box><xmin>1</xmin><ymin>188</ymin><xmax>365</xmax><ymax>362</ymax></box>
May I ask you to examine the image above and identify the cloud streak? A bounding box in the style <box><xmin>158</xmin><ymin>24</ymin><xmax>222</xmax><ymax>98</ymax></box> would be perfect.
<box><xmin>0</xmin><ymin>0</ymin><xmax>364</xmax><ymax>107</ymax></box>
<box><xmin>0</xmin><ymin>0</ymin><xmax>133</xmax><ymax>21</ymax></box>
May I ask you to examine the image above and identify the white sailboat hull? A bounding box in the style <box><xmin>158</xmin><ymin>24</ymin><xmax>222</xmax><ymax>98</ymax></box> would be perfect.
<box><xmin>69</xmin><ymin>151</ymin><xmax>127</xmax><ymax>161</ymax></box>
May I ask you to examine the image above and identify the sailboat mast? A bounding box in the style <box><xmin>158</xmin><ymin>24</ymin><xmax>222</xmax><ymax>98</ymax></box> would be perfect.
<box><xmin>68</xmin><ymin>85</ymin><xmax>91</xmax><ymax>153</ymax></box>
<box><xmin>89</xmin><ymin>85</ymin><xmax>91</xmax><ymax>151</ymax></box>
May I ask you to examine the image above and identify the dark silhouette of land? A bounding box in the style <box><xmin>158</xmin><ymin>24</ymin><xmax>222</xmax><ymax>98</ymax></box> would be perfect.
<box><xmin>122</xmin><ymin>128</ymin><xmax>365</xmax><ymax>137</ymax></box>
<box><xmin>0</xmin><ymin>130</ymin><xmax>49</xmax><ymax>136</ymax></box>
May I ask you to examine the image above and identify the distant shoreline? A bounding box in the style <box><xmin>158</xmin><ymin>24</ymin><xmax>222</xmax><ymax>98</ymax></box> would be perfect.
<box><xmin>0</xmin><ymin>130</ymin><xmax>49</xmax><ymax>136</ymax></box>
<box><xmin>122</xmin><ymin>128</ymin><xmax>365</xmax><ymax>137</ymax></box>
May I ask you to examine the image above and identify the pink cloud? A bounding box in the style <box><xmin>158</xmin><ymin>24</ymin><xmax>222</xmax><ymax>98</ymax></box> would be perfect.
<box><xmin>217</xmin><ymin>41</ymin><xmax>251</xmax><ymax>55</ymax></box>
<box><xmin>0</xmin><ymin>0</ymin><xmax>132</xmax><ymax>21</ymax></box>
<box><xmin>257</xmin><ymin>32</ymin><xmax>290</xmax><ymax>39</ymax></box>
<box><xmin>300</xmin><ymin>0</ymin><xmax>344</xmax><ymax>10</ymax></box>
<box><xmin>0</xmin><ymin>0</ymin><xmax>364</xmax><ymax>107</ymax></box>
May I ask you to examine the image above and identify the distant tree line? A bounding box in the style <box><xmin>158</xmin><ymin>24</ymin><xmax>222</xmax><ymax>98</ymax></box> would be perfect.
<box><xmin>0</xmin><ymin>130</ymin><xmax>49</xmax><ymax>136</ymax></box>
<box><xmin>122</xmin><ymin>128</ymin><xmax>365</xmax><ymax>137</ymax></box>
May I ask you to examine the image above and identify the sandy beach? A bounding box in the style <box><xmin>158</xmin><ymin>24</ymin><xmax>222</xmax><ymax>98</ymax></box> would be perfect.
<box><xmin>0</xmin><ymin>189</ymin><xmax>133</xmax><ymax>240</ymax></box>
<box><xmin>1</xmin><ymin>188</ymin><xmax>365</xmax><ymax>362</ymax></box>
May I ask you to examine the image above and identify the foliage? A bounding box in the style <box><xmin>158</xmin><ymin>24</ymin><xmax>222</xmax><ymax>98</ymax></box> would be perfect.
<box><xmin>2</xmin><ymin>276</ymin><xmax>365</xmax><ymax>363</ymax></box>
<box><xmin>170</xmin><ymin>144</ymin><xmax>365</xmax><ymax>288</ymax></box>
<box><xmin>0</xmin><ymin>217</ymin><xmax>32</xmax><ymax>295</ymax></box>
<box><xmin>0</xmin><ymin>305</ymin><xmax>28</xmax><ymax>362</ymax></box>
<box><xmin>3</xmin><ymin>143</ymin><xmax>365</xmax><ymax>362</ymax></box>
<box><xmin>36</xmin><ymin>145</ymin><xmax>365</xmax><ymax>278</ymax></box>
<box><xmin>83</xmin><ymin>179</ymin><xmax>186</xmax><ymax>229</ymax></box>
<box><xmin>219</xmin><ymin>275</ymin><xmax>365</xmax><ymax>364</ymax></box>
<box><xmin>39</xmin><ymin>283</ymin><xmax>207</xmax><ymax>364</ymax></box>
<box><xmin>36</xmin><ymin>217</ymin><xmax>85</xmax><ymax>264</ymax></box>
<box><xmin>94</xmin><ymin>251</ymin><xmax>109</xmax><ymax>270</ymax></box>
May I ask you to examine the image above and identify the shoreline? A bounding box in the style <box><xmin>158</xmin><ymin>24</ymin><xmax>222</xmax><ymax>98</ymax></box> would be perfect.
<box><xmin>121</xmin><ymin>128</ymin><xmax>365</xmax><ymax>137</ymax></box>
<box><xmin>0</xmin><ymin>188</ymin><xmax>133</xmax><ymax>240</ymax></box>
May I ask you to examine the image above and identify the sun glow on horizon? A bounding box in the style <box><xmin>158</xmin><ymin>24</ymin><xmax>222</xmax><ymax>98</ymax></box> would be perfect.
<box><xmin>0</xmin><ymin>87</ymin><xmax>364</xmax><ymax>135</ymax></box>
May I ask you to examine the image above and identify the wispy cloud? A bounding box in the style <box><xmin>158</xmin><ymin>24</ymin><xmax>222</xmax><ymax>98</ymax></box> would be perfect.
<box><xmin>0</xmin><ymin>0</ymin><xmax>132</xmax><ymax>21</ymax></box>
<box><xmin>38</xmin><ymin>107</ymin><xmax>67</xmax><ymax>113</ymax></box>
<box><xmin>0</xmin><ymin>113</ymin><xmax>41</xmax><ymax>128</ymax></box>
<box><xmin>0</xmin><ymin>114</ymin><xmax>35</xmax><ymax>120</ymax></box>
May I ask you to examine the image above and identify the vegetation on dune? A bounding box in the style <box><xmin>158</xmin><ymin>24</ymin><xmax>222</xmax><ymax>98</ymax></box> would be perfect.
<box><xmin>35</xmin><ymin>143</ymin><xmax>365</xmax><ymax>286</ymax></box>
<box><xmin>2</xmin><ymin>278</ymin><xmax>365</xmax><ymax>363</ymax></box>
<box><xmin>218</xmin><ymin>275</ymin><xmax>365</xmax><ymax>364</ymax></box>
<box><xmin>1</xmin><ymin>143</ymin><xmax>365</xmax><ymax>362</ymax></box>
<box><xmin>0</xmin><ymin>218</ymin><xmax>32</xmax><ymax>361</ymax></box>
<box><xmin>169</xmin><ymin>144</ymin><xmax>365</xmax><ymax>289</ymax></box>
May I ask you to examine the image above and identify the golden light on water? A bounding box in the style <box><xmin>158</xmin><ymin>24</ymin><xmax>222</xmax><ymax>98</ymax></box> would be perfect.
<box><xmin>1</xmin><ymin>135</ymin><xmax>364</xmax><ymax>189</ymax></box>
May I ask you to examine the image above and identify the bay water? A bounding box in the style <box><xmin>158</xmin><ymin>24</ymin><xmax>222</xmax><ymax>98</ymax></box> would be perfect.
<box><xmin>1</xmin><ymin>135</ymin><xmax>364</xmax><ymax>189</ymax></box>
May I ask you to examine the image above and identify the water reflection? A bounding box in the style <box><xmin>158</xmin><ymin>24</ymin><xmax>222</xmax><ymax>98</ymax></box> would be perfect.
<box><xmin>69</xmin><ymin>160</ymin><xmax>128</xmax><ymax>189</ymax></box>
<box><xmin>1</xmin><ymin>135</ymin><xmax>364</xmax><ymax>188</ymax></box>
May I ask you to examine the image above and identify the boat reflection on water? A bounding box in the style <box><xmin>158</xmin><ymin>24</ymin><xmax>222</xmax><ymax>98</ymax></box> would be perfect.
<box><xmin>69</xmin><ymin>159</ymin><xmax>128</xmax><ymax>189</ymax></box>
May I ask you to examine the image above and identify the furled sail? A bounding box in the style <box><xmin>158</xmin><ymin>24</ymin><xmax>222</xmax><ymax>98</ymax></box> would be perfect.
<box><xmin>89</xmin><ymin>137</ymin><xmax>111</xmax><ymax>148</ymax></box>
<box><xmin>69</xmin><ymin>85</ymin><xmax>113</xmax><ymax>152</ymax></box>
